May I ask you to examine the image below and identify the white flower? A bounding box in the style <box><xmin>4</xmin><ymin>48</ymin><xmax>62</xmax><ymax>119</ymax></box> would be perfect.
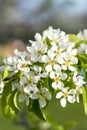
<box><xmin>61</xmin><ymin>49</ymin><xmax>78</xmax><ymax>72</ymax></box>
<box><xmin>43</xmin><ymin>26</ymin><xmax>68</xmax><ymax>46</ymax></box>
<box><xmin>33</xmin><ymin>65</ymin><xmax>47</xmax><ymax>78</ymax></box>
<box><xmin>42</xmin><ymin>52</ymin><xmax>58</xmax><ymax>72</ymax></box>
<box><xmin>4</xmin><ymin>49</ymin><xmax>31</xmax><ymax>73</ymax></box>
<box><xmin>77</xmin><ymin>29</ymin><xmax>87</xmax><ymax>40</ymax></box>
<box><xmin>32</xmin><ymin>87</ymin><xmax>51</xmax><ymax>108</ymax></box>
<box><xmin>24</xmin><ymin>85</ymin><xmax>39</xmax><ymax>99</ymax></box>
<box><xmin>14</xmin><ymin>49</ymin><xmax>26</xmax><ymax>57</ymax></box>
<box><xmin>20</xmin><ymin>71</ymin><xmax>40</xmax><ymax>86</ymax></box>
<box><xmin>56</xmin><ymin>87</ymin><xmax>75</xmax><ymax>107</ymax></box>
<box><xmin>73</xmin><ymin>73</ymin><xmax>85</xmax><ymax>87</ymax></box>
<box><xmin>16</xmin><ymin>58</ymin><xmax>30</xmax><ymax>73</ymax></box>
<box><xmin>50</xmin><ymin>70</ymin><xmax>67</xmax><ymax>89</ymax></box>
<box><xmin>27</xmin><ymin>42</ymin><xmax>47</xmax><ymax>62</ymax></box>
<box><xmin>47</xmin><ymin>46</ymin><xmax>65</xmax><ymax>64</ymax></box>
<box><xmin>3</xmin><ymin>56</ymin><xmax>18</xmax><ymax>72</ymax></box>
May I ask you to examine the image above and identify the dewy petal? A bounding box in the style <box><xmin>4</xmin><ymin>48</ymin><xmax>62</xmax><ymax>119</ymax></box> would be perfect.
<box><xmin>56</xmin><ymin>92</ymin><xmax>63</xmax><ymax>99</ymax></box>
<box><xmin>39</xmin><ymin>96</ymin><xmax>46</xmax><ymax>108</ymax></box>
<box><xmin>60</xmin><ymin>97</ymin><xmax>67</xmax><ymax>107</ymax></box>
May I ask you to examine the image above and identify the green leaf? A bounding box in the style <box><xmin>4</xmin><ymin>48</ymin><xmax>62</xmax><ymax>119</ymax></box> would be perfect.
<box><xmin>82</xmin><ymin>86</ymin><xmax>87</xmax><ymax>115</ymax></box>
<box><xmin>68</xmin><ymin>34</ymin><xmax>80</xmax><ymax>41</ymax></box>
<box><xmin>13</xmin><ymin>90</ymin><xmax>20</xmax><ymax>111</ymax></box>
<box><xmin>32</xmin><ymin>100</ymin><xmax>45</xmax><ymax>121</ymax></box>
<box><xmin>1</xmin><ymin>82</ymin><xmax>20</xmax><ymax>119</ymax></box>
<box><xmin>2</xmin><ymin>66</ymin><xmax>9</xmax><ymax>79</ymax></box>
<box><xmin>75</xmin><ymin>40</ymin><xmax>87</xmax><ymax>48</ymax></box>
<box><xmin>8</xmin><ymin>90</ymin><xmax>20</xmax><ymax>115</ymax></box>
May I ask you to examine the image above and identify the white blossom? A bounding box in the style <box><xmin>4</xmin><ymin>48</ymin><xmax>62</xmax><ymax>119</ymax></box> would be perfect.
<box><xmin>27</xmin><ymin>42</ymin><xmax>47</xmax><ymax>62</ymax></box>
<box><xmin>56</xmin><ymin>87</ymin><xmax>75</xmax><ymax>107</ymax></box>
<box><xmin>78</xmin><ymin>43</ymin><xmax>87</xmax><ymax>54</ymax></box>
<box><xmin>61</xmin><ymin>49</ymin><xmax>78</xmax><ymax>71</ymax></box>
<box><xmin>77</xmin><ymin>29</ymin><xmax>87</xmax><ymax>40</ymax></box>
<box><xmin>4</xmin><ymin>49</ymin><xmax>31</xmax><ymax>73</ymax></box>
<box><xmin>50</xmin><ymin>70</ymin><xmax>67</xmax><ymax>89</ymax></box>
<box><xmin>73</xmin><ymin>72</ymin><xmax>85</xmax><ymax>87</ymax></box>
<box><xmin>24</xmin><ymin>85</ymin><xmax>39</xmax><ymax>99</ymax></box>
<box><xmin>20</xmin><ymin>71</ymin><xmax>40</xmax><ymax>86</ymax></box>
<box><xmin>32</xmin><ymin>87</ymin><xmax>51</xmax><ymax>108</ymax></box>
<box><xmin>43</xmin><ymin>26</ymin><xmax>68</xmax><ymax>46</ymax></box>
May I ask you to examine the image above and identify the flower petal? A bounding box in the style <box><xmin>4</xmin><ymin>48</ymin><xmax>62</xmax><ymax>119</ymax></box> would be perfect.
<box><xmin>56</xmin><ymin>92</ymin><xmax>63</xmax><ymax>99</ymax></box>
<box><xmin>60</xmin><ymin>97</ymin><xmax>67</xmax><ymax>107</ymax></box>
<box><xmin>39</xmin><ymin>96</ymin><xmax>46</xmax><ymax>108</ymax></box>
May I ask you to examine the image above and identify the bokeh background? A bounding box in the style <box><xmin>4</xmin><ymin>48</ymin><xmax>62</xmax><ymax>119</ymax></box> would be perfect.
<box><xmin>0</xmin><ymin>0</ymin><xmax>87</xmax><ymax>130</ymax></box>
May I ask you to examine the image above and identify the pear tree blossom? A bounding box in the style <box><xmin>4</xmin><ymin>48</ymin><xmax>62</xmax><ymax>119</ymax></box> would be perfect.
<box><xmin>50</xmin><ymin>70</ymin><xmax>67</xmax><ymax>89</ymax></box>
<box><xmin>0</xmin><ymin>27</ymin><xmax>87</xmax><ymax>120</ymax></box>
<box><xmin>56</xmin><ymin>87</ymin><xmax>75</xmax><ymax>107</ymax></box>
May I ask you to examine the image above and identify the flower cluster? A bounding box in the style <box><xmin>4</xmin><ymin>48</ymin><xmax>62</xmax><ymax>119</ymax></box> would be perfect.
<box><xmin>0</xmin><ymin>27</ymin><xmax>87</xmax><ymax>114</ymax></box>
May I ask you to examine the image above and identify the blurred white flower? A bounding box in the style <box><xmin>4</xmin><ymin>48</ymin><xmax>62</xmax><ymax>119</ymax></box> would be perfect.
<box><xmin>78</xmin><ymin>43</ymin><xmax>87</xmax><ymax>54</ymax></box>
<box><xmin>77</xmin><ymin>29</ymin><xmax>87</xmax><ymax>40</ymax></box>
<box><xmin>18</xmin><ymin>93</ymin><xmax>29</xmax><ymax>106</ymax></box>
